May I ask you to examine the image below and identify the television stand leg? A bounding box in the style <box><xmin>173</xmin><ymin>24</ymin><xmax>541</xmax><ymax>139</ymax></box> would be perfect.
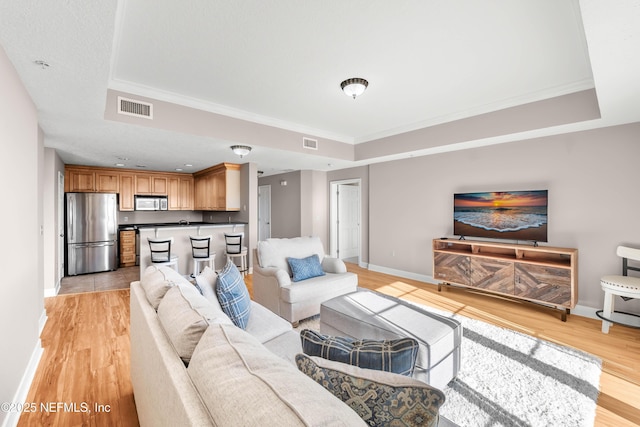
<box><xmin>561</xmin><ymin>308</ymin><xmax>569</xmax><ymax>322</ymax></box>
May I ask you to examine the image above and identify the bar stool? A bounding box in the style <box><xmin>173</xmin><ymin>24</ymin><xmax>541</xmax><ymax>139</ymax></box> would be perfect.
<box><xmin>147</xmin><ymin>237</ymin><xmax>179</xmax><ymax>272</ymax></box>
<box><xmin>597</xmin><ymin>245</ymin><xmax>640</xmax><ymax>333</ymax></box>
<box><xmin>224</xmin><ymin>233</ymin><xmax>248</xmax><ymax>276</ymax></box>
<box><xmin>189</xmin><ymin>235</ymin><xmax>215</xmax><ymax>277</ymax></box>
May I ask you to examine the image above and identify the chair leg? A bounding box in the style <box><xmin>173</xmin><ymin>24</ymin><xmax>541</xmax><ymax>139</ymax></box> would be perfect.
<box><xmin>601</xmin><ymin>290</ymin><xmax>614</xmax><ymax>333</ymax></box>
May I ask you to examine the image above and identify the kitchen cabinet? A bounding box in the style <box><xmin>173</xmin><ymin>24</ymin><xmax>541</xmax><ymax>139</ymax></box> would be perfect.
<box><xmin>168</xmin><ymin>176</ymin><xmax>194</xmax><ymax>210</ymax></box>
<box><xmin>433</xmin><ymin>239</ymin><xmax>577</xmax><ymax>320</ymax></box>
<box><xmin>119</xmin><ymin>173</ymin><xmax>135</xmax><ymax>211</ymax></box>
<box><xmin>119</xmin><ymin>230</ymin><xmax>136</xmax><ymax>267</ymax></box>
<box><xmin>65</xmin><ymin>167</ymin><xmax>119</xmax><ymax>193</ymax></box>
<box><xmin>194</xmin><ymin>163</ymin><xmax>240</xmax><ymax>211</ymax></box>
<box><xmin>65</xmin><ymin>164</ymin><xmax>232</xmax><ymax>212</ymax></box>
<box><xmin>135</xmin><ymin>174</ymin><xmax>168</xmax><ymax>195</ymax></box>
<box><xmin>95</xmin><ymin>172</ymin><xmax>119</xmax><ymax>192</ymax></box>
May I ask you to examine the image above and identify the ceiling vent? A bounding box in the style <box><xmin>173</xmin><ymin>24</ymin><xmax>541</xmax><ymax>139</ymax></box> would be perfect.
<box><xmin>117</xmin><ymin>96</ymin><xmax>153</xmax><ymax>119</ymax></box>
<box><xmin>302</xmin><ymin>137</ymin><xmax>318</xmax><ymax>150</ymax></box>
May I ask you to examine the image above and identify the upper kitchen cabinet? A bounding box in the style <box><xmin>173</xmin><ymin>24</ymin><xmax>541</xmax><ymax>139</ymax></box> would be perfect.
<box><xmin>194</xmin><ymin>163</ymin><xmax>241</xmax><ymax>211</ymax></box>
<box><xmin>168</xmin><ymin>176</ymin><xmax>194</xmax><ymax>210</ymax></box>
<box><xmin>65</xmin><ymin>166</ymin><xmax>119</xmax><ymax>193</ymax></box>
<box><xmin>119</xmin><ymin>173</ymin><xmax>135</xmax><ymax>211</ymax></box>
<box><xmin>135</xmin><ymin>174</ymin><xmax>168</xmax><ymax>195</ymax></box>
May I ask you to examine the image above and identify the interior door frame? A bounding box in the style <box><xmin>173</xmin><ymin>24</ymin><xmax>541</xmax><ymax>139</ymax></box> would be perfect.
<box><xmin>258</xmin><ymin>184</ymin><xmax>272</xmax><ymax>241</ymax></box>
<box><xmin>57</xmin><ymin>171</ymin><xmax>65</xmax><ymax>290</ymax></box>
<box><xmin>329</xmin><ymin>178</ymin><xmax>361</xmax><ymax>261</ymax></box>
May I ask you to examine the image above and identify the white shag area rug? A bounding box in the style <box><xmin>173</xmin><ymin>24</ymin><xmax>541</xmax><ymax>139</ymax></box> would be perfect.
<box><xmin>296</xmin><ymin>303</ymin><xmax>601</xmax><ymax>427</ymax></box>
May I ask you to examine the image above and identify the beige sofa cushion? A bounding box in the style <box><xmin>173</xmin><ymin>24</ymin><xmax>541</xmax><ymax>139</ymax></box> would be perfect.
<box><xmin>157</xmin><ymin>283</ymin><xmax>232</xmax><ymax>363</ymax></box>
<box><xmin>140</xmin><ymin>266</ymin><xmax>173</xmax><ymax>309</ymax></box>
<box><xmin>187</xmin><ymin>324</ymin><xmax>367</xmax><ymax>426</ymax></box>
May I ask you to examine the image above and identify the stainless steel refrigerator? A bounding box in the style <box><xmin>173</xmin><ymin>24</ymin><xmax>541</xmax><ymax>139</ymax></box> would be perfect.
<box><xmin>66</xmin><ymin>192</ymin><xmax>118</xmax><ymax>276</ymax></box>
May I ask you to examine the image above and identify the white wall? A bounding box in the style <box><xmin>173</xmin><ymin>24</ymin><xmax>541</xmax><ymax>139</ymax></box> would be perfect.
<box><xmin>367</xmin><ymin>123</ymin><xmax>640</xmax><ymax>314</ymax></box>
<box><xmin>0</xmin><ymin>45</ymin><xmax>44</xmax><ymax>426</ymax></box>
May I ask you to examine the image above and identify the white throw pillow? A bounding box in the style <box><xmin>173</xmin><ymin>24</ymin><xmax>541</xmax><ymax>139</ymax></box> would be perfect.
<box><xmin>195</xmin><ymin>266</ymin><xmax>224</xmax><ymax>312</ymax></box>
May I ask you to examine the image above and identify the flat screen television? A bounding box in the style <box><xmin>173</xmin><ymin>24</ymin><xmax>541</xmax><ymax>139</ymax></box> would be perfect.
<box><xmin>453</xmin><ymin>190</ymin><xmax>548</xmax><ymax>243</ymax></box>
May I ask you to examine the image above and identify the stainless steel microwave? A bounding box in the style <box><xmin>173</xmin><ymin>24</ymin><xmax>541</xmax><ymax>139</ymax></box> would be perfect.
<box><xmin>134</xmin><ymin>195</ymin><xmax>168</xmax><ymax>211</ymax></box>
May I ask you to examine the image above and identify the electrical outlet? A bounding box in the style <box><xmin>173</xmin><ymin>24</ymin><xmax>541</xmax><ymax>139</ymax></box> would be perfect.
<box><xmin>124</xmin><ymin>217</ymin><xmax>128</xmax><ymax>222</ymax></box>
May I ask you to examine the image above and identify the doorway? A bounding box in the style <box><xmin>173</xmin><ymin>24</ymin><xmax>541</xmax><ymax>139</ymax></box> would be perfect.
<box><xmin>258</xmin><ymin>185</ymin><xmax>271</xmax><ymax>241</ymax></box>
<box><xmin>57</xmin><ymin>171</ymin><xmax>65</xmax><ymax>289</ymax></box>
<box><xmin>330</xmin><ymin>179</ymin><xmax>361</xmax><ymax>263</ymax></box>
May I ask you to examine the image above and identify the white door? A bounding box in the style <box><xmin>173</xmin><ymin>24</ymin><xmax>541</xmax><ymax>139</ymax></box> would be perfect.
<box><xmin>337</xmin><ymin>184</ymin><xmax>360</xmax><ymax>260</ymax></box>
<box><xmin>58</xmin><ymin>171</ymin><xmax>65</xmax><ymax>284</ymax></box>
<box><xmin>258</xmin><ymin>185</ymin><xmax>271</xmax><ymax>241</ymax></box>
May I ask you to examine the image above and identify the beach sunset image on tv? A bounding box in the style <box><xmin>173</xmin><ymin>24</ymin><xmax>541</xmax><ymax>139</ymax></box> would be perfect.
<box><xmin>453</xmin><ymin>190</ymin><xmax>548</xmax><ymax>242</ymax></box>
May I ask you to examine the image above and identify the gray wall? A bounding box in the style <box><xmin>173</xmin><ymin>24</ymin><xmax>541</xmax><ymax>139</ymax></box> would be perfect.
<box><xmin>0</xmin><ymin>45</ymin><xmax>44</xmax><ymax>426</ymax></box>
<box><xmin>258</xmin><ymin>171</ymin><xmax>302</xmax><ymax>238</ymax></box>
<box><xmin>300</xmin><ymin>170</ymin><xmax>328</xmax><ymax>246</ymax></box>
<box><xmin>366</xmin><ymin>123</ymin><xmax>640</xmax><ymax>313</ymax></box>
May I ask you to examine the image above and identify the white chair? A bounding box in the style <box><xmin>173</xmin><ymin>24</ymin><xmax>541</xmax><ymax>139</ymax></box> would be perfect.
<box><xmin>147</xmin><ymin>237</ymin><xmax>179</xmax><ymax>272</ymax></box>
<box><xmin>189</xmin><ymin>235</ymin><xmax>215</xmax><ymax>277</ymax></box>
<box><xmin>598</xmin><ymin>245</ymin><xmax>640</xmax><ymax>333</ymax></box>
<box><xmin>224</xmin><ymin>233</ymin><xmax>248</xmax><ymax>276</ymax></box>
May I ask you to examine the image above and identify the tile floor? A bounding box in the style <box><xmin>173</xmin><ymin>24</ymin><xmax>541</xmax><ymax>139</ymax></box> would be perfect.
<box><xmin>58</xmin><ymin>266</ymin><xmax>140</xmax><ymax>294</ymax></box>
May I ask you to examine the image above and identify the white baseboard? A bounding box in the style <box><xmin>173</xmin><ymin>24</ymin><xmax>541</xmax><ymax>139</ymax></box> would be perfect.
<box><xmin>367</xmin><ymin>264</ymin><xmax>438</xmax><ymax>285</ymax></box>
<box><xmin>365</xmin><ymin>264</ymin><xmax>600</xmax><ymax>319</ymax></box>
<box><xmin>572</xmin><ymin>304</ymin><xmax>599</xmax><ymax>320</ymax></box>
<box><xmin>38</xmin><ymin>308</ymin><xmax>48</xmax><ymax>335</ymax></box>
<box><xmin>44</xmin><ymin>281</ymin><xmax>60</xmax><ymax>298</ymax></box>
<box><xmin>1</xmin><ymin>340</ymin><xmax>44</xmax><ymax>427</ymax></box>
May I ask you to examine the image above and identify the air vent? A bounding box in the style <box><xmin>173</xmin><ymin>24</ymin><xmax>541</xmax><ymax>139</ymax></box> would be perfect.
<box><xmin>117</xmin><ymin>96</ymin><xmax>153</xmax><ymax>119</ymax></box>
<box><xmin>302</xmin><ymin>137</ymin><xmax>318</xmax><ymax>150</ymax></box>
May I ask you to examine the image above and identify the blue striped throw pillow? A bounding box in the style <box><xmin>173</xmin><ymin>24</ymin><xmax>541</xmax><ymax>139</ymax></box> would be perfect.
<box><xmin>300</xmin><ymin>329</ymin><xmax>419</xmax><ymax>376</ymax></box>
<box><xmin>216</xmin><ymin>260</ymin><xmax>251</xmax><ymax>329</ymax></box>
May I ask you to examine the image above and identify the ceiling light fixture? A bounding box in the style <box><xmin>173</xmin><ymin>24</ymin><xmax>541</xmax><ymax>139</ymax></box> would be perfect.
<box><xmin>34</xmin><ymin>60</ymin><xmax>50</xmax><ymax>69</ymax></box>
<box><xmin>230</xmin><ymin>145</ymin><xmax>252</xmax><ymax>158</ymax></box>
<box><xmin>340</xmin><ymin>77</ymin><xmax>368</xmax><ymax>99</ymax></box>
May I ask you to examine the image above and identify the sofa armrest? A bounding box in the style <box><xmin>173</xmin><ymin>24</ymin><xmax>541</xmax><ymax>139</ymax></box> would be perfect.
<box><xmin>322</xmin><ymin>256</ymin><xmax>347</xmax><ymax>274</ymax></box>
<box><xmin>252</xmin><ymin>265</ymin><xmax>292</xmax><ymax>317</ymax></box>
<box><xmin>253</xmin><ymin>265</ymin><xmax>292</xmax><ymax>286</ymax></box>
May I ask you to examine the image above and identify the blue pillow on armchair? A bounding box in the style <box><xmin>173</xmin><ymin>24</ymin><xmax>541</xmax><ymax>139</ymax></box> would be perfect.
<box><xmin>287</xmin><ymin>254</ymin><xmax>325</xmax><ymax>282</ymax></box>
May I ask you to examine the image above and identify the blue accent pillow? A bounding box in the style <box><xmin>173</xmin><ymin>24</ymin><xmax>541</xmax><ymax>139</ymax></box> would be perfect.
<box><xmin>300</xmin><ymin>329</ymin><xmax>419</xmax><ymax>376</ymax></box>
<box><xmin>287</xmin><ymin>254</ymin><xmax>325</xmax><ymax>282</ymax></box>
<box><xmin>216</xmin><ymin>260</ymin><xmax>251</xmax><ymax>329</ymax></box>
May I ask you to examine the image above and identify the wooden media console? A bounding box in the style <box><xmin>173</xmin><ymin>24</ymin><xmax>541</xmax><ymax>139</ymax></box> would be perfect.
<box><xmin>432</xmin><ymin>239</ymin><xmax>578</xmax><ymax>321</ymax></box>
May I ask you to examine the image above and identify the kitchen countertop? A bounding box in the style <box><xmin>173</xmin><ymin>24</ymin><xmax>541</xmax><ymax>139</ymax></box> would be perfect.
<box><xmin>119</xmin><ymin>222</ymin><xmax>247</xmax><ymax>230</ymax></box>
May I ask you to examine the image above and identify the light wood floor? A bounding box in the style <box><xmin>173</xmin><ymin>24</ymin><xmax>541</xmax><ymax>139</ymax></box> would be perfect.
<box><xmin>19</xmin><ymin>263</ymin><xmax>640</xmax><ymax>426</ymax></box>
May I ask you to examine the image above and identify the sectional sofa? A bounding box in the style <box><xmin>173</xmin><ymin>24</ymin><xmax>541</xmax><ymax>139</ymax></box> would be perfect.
<box><xmin>130</xmin><ymin>264</ymin><xmax>451</xmax><ymax>426</ymax></box>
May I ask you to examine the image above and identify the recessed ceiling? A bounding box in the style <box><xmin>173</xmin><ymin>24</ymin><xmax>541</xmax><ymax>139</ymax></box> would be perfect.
<box><xmin>0</xmin><ymin>0</ymin><xmax>639</xmax><ymax>175</ymax></box>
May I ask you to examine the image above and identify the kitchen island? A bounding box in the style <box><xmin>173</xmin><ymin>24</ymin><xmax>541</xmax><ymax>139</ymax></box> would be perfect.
<box><xmin>137</xmin><ymin>222</ymin><xmax>246</xmax><ymax>276</ymax></box>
